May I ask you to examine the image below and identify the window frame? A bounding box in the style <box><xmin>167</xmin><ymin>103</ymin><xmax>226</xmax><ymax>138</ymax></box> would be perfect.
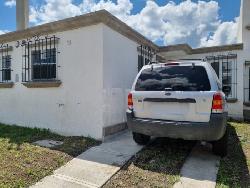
<box><xmin>137</xmin><ymin>45</ymin><xmax>156</xmax><ymax>72</ymax></box>
<box><xmin>1</xmin><ymin>55</ymin><xmax>12</xmax><ymax>82</ymax></box>
<box><xmin>206</xmin><ymin>54</ymin><xmax>237</xmax><ymax>99</ymax></box>
<box><xmin>21</xmin><ymin>35</ymin><xmax>59</xmax><ymax>83</ymax></box>
<box><xmin>31</xmin><ymin>48</ymin><xmax>57</xmax><ymax>81</ymax></box>
<box><xmin>0</xmin><ymin>44</ymin><xmax>12</xmax><ymax>83</ymax></box>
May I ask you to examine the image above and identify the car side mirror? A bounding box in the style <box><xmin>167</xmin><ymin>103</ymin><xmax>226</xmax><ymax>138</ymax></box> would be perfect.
<box><xmin>222</xmin><ymin>86</ymin><xmax>231</xmax><ymax>96</ymax></box>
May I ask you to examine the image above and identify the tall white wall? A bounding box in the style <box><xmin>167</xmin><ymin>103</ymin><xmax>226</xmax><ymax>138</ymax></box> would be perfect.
<box><xmin>101</xmin><ymin>24</ymin><xmax>138</xmax><ymax>128</ymax></box>
<box><xmin>238</xmin><ymin>0</ymin><xmax>250</xmax><ymax>50</ymax></box>
<box><xmin>238</xmin><ymin>0</ymin><xmax>250</xmax><ymax>114</ymax></box>
<box><xmin>0</xmin><ymin>24</ymin><xmax>104</xmax><ymax>139</ymax></box>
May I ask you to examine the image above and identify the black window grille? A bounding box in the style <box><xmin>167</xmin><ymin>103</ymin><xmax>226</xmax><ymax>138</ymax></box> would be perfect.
<box><xmin>32</xmin><ymin>48</ymin><xmax>56</xmax><ymax>80</ymax></box>
<box><xmin>138</xmin><ymin>45</ymin><xmax>156</xmax><ymax>72</ymax></box>
<box><xmin>0</xmin><ymin>44</ymin><xmax>12</xmax><ymax>82</ymax></box>
<box><xmin>22</xmin><ymin>35</ymin><xmax>59</xmax><ymax>82</ymax></box>
<box><xmin>206</xmin><ymin>54</ymin><xmax>237</xmax><ymax>98</ymax></box>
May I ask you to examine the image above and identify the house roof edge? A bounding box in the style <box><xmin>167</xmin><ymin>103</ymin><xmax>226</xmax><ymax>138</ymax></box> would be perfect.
<box><xmin>0</xmin><ymin>10</ymin><xmax>158</xmax><ymax>50</ymax></box>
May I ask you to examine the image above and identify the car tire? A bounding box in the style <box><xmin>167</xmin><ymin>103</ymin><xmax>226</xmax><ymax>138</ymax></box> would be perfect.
<box><xmin>132</xmin><ymin>132</ymin><xmax>150</xmax><ymax>145</ymax></box>
<box><xmin>212</xmin><ymin>128</ymin><xmax>228</xmax><ymax>157</ymax></box>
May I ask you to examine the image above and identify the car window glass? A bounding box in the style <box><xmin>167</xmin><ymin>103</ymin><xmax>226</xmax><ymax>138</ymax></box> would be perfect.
<box><xmin>135</xmin><ymin>65</ymin><xmax>211</xmax><ymax>91</ymax></box>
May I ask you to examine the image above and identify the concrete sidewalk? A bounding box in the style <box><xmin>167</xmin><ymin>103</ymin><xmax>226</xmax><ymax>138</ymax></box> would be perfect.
<box><xmin>31</xmin><ymin>131</ymin><xmax>143</xmax><ymax>188</ymax></box>
<box><xmin>174</xmin><ymin>144</ymin><xmax>220</xmax><ymax>188</ymax></box>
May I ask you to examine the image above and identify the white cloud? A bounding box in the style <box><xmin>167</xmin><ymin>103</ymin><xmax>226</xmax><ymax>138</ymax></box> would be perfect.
<box><xmin>200</xmin><ymin>17</ymin><xmax>239</xmax><ymax>47</ymax></box>
<box><xmin>30</xmin><ymin>0</ymin><xmax>82</xmax><ymax>24</ymax></box>
<box><xmin>4</xmin><ymin>0</ymin><xmax>16</xmax><ymax>7</ymax></box>
<box><xmin>126</xmin><ymin>0</ymin><xmax>221</xmax><ymax>47</ymax></box>
<box><xmin>0</xmin><ymin>30</ymin><xmax>9</xmax><ymax>35</ymax></box>
<box><xmin>30</xmin><ymin>0</ymin><xmax>133</xmax><ymax>24</ymax></box>
<box><xmin>29</xmin><ymin>0</ymin><xmax>239</xmax><ymax>47</ymax></box>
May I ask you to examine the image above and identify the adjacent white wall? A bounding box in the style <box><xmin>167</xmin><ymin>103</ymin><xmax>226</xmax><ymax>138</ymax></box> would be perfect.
<box><xmin>238</xmin><ymin>0</ymin><xmax>250</xmax><ymax>49</ymax></box>
<box><xmin>0</xmin><ymin>24</ymin><xmax>104</xmax><ymax>139</ymax></box>
<box><xmin>238</xmin><ymin>0</ymin><xmax>250</xmax><ymax>115</ymax></box>
<box><xmin>101</xmin><ymin>24</ymin><xmax>138</xmax><ymax>129</ymax></box>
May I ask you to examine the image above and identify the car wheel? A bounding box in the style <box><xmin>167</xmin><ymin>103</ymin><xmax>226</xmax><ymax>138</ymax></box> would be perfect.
<box><xmin>212</xmin><ymin>128</ymin><xmax>228</xmax><ymax>157</ymax></box>
<box><xmin>132</xmin><ymin>132</ymin><xmax>150</xmax><ymax>145</ymax></box>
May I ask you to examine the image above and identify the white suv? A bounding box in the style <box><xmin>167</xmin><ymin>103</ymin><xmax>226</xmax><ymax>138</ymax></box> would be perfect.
<box><xmin>127</xmin><ymin>61</ymin><xmax>230</xmax><ymax>157</ymax></box>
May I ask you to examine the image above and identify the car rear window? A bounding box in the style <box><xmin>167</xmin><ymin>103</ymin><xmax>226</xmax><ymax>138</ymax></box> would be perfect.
<box><xmin>135</xmin><ymin>65</ymin><xmax>211</xmax><ymax>91</ymax></box>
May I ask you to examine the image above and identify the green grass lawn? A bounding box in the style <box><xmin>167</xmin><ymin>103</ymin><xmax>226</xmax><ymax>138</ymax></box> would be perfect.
<box><xmin>216</xmin><ymin>122</ymin><xmax>250</xmax><ymax>188</ymax></box>
<box><xmin>0</xmin><ymin>124</ymin><xmax>100</xmax><ymax>188</ymax></box>
<box><xmin>103</xmin><ymin>138</ymin><xmax>195</xmax><ymax>188</ymax></box>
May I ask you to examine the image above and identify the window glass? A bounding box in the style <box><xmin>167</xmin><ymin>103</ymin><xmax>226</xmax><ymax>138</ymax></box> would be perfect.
<box><xmin>138</xmin><ymin>55</ymin><xmax>143</xmax><ymax>72</ymax></box>
<box><xmin>2</xmin><ymin>55</ymin><xmax>11</xmax><ymax>81</ymax></box>
<box><xmin>222</xmin><ymin>61</ymin><xmax>232</xmax><ymax>96</ymax></box>
<box><xmin>135</xmin><ymin>66</ymin><xmax>211</xmax><ymax>91</ymax></box>
<box><xmin>206</xmin><ymin>55</ymin><xmax>237</xmax><ymax>98</ymax></box>
<box><xmin>32</xmin><ymin>48</ymin><xmax>56</xmax><ymax>80</ymax></box>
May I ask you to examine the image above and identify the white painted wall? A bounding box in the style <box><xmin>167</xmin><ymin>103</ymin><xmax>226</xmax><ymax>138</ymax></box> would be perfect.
<box><xmin>0</xmin><ymin>24</ymin><xmax>104</xmax><ymax>139</ymax></box>
<box><xmin>238</xmin><ymin>0</ymin><xmax>250</xmax><ymax>50</ymax></box>
<box><xmin>101</xmin><ymin>24</ymin><xmax>138</xmax><ymax>129</ymax></box>
<box><xmin>238</xmin><ymin>0</ymin><xmax>250</xmax><ymax>114</ymax></box>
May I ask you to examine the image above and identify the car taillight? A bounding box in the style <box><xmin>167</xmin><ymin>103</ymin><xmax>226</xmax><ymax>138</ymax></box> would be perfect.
<box><xmin>212</xmin><ymin>92</ymin><xmax>223</xmax><ymax>113</ymax></box>
<box><xmin>128</xmin><ymin>93</ymin><xmax>133</xmax><ymax>109</ymax></box>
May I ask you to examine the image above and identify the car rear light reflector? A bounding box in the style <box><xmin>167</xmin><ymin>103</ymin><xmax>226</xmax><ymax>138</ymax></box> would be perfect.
<box><xmin>128</xmin><ymin>93</ymin><xmax>133</xmax><ymax>109</ymax></box>
<box><xmin>212</xmin><ymin>93</ymin><xmax>223</xmax><ymax>113</ymax></box>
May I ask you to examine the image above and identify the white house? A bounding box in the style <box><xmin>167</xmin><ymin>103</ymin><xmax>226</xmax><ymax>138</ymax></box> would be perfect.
<box><xmin>0</xmin><ymin>0</ymin><xmax>249</xmax><ymax>140</ymax></box>
<box><xmin>0</xmin><ymin>8</ymin><xmax>157</xmax><ymax>140</ymax></box>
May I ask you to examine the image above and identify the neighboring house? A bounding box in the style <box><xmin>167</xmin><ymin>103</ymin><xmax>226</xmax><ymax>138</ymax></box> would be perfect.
<box><xmin>0</xmin><ymin>0</ymin><xmax>249</xmax><ymax>140</ymax></box>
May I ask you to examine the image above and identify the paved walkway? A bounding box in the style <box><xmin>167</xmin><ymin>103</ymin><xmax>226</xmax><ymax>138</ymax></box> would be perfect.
<box><xmin>31</xmin><ymin>131</ymin><xmax>143</xmax><ymax>188</ymax></box>
<box><xmin>174</xmin><ymin>143</ymin><xmax>220</xmax><ymax>188</ymax></box>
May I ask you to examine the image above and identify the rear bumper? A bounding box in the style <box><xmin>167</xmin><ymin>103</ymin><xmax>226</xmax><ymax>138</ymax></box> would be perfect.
<box><xmin>126</xmin><ymin>110</ymin><xmax>227</xmax><ymax>141</ymax></box>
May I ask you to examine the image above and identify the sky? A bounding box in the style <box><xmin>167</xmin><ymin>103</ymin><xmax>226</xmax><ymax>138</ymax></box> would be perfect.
<box><xmin>0</xmin><ymin>0</ymin><xmax>241</xmax><ymax>48</ymax></box>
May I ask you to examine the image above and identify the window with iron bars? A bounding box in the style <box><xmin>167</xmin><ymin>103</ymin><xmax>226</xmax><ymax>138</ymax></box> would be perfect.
<box><xmin>206</xmin><ymin>54</ymin><xmax>237</xmax><ymax>98</ymax></box>
<box><xmin>0</xmin><ymin>44</ymin><xmax>12</xmax><ymax>82</ymax></box>
<box><xmin>137</xmin><ymin>45</ymin><xmax>156</xmax><ymax>72</ymax></box>
<box><xmin>21</xmin><ymin>35</ymin><xmax>59</xmax><ymax>82</ymax></box>
<box><xmin>31</xmin><ymin>48</ymin><xmax>56</xmax><ymax>80</ymax></box>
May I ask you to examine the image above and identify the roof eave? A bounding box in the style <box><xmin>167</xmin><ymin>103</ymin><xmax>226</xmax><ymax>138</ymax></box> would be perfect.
<box><xmin>192</xmin><ymin>43</ymin><xmax>243</xmax><ymax>54</ymax></box>
<box><xmin>159</xmin><ymin>43</ymin><xmax>244</xmax><ymax>55</ymax></box>
<box><xmin>0</xmin><ymin>10</ymin><xmax>158</xmax><ymax>50</ymax></box>
<box><xmin>159</xmin><ymin>44</ymin><xmax>193</xmax><ymax>55</ymax></box>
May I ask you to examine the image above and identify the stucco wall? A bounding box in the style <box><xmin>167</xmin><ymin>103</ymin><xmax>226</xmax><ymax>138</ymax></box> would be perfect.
<box><xmin>102</xmin><ymin>24</ymin><xmax>138</xmax><ymax>128</ymax></box>
<box><xmin>238</xmin><ymin>0</ymin><xmax>250</xmax><ymax>117</ymax></box>
<box><xmin>0</xmin><ymin>24</ymin><xmax>104</xmax><ymax>139</ymax></box>
<box><xmin>239</xmin><ymin>0</ymin><xmax>250</xmax><ymax>50</ymax></box>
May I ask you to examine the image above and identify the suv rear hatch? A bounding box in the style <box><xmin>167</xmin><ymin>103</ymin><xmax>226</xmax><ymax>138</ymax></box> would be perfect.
<box><xmin>132</xmin><ymin>63</ymin><xmax>214</xmax><ymax>123</ymax></box>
